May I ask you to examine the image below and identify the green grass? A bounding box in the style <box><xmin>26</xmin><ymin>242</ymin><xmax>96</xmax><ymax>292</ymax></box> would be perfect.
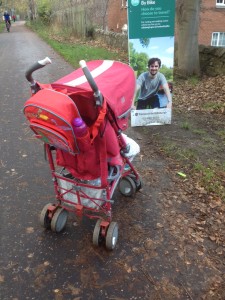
<box><xmin>163</xmin><ymin>141</ymin><xmax>225</xmax><ymax>199</ymax></box>
<box><xmin>187</xmin><ymin>75</ymin><xmax>200</xmax><ymax>86</ymax></box>
<box><xmin>162</xmin><ymin>141</ymin><xmax>197</xmax><ymax>161</ymax></box>
<box><xmin>216</xmin><ymin>130</ymin><xmax>225</xmax><ymax>141</ymax></box>
<box><xmin>194</xmin><ymin>161</ymin><xmax>225</xmax><ymax>199</ymax></box>
<box><xmin>202</xmin><ymin>102</ymin><xmax>224</xmax><ymax>111</ymax></box>
<box><xmin>26</xmin><ymin>21</ymin><xmax>122</xmax><ymax>68</ymax></box>
<box><xmin>192</xmin><ymin>128</ymin><xmax>207</xmax><ymax>135</ymax></box>
<box><xmin>159</xmin><ymin>137</ymin><xmax>225</xmax><ymax>200</ymax></box>
<box><xmin>47</xmin><ymin>40</ymin><xmax>119</xmax><ymax>68</ymax></box>
<box><xmin>181</xmin><ymin>121</ymin><xmax>190</xmax><ymax>130</ymax></box>
<box><xmin>0</xmin><ymin>22</ymin><xmax>6</xmax><ymax>33</ymax></box>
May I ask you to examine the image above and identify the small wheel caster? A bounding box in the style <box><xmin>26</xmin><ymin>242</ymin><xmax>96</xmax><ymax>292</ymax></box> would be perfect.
<box><xmin>106</xmin><ymin>222</ymin><xmax>119</xmax><ymax>250</ymax></box>
<box><xmin>51</xmin><ymin>207</ymin><xmax>68</xmax><ymax>233</ymax></box>
<box><xmin>118</xmin><ymin>176</ymin><xmax>136</xmax><ymax>197</ymax></box>
<box><xmin>40</xmin><ymin>203</ymin><xmax>53</xmax><ymax>229</ymax></box>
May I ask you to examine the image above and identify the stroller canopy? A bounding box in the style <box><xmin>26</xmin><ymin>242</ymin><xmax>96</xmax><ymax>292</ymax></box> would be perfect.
<box><xmin>53</xmin><ymin>60</ymin><xmax>136</xmax><ymax>118</ymax></box>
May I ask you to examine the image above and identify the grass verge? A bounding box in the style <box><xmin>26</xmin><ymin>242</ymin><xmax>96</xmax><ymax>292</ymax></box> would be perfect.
<box><xmin>194</xmin><ymin>161</ymin><xmax>225</xmax><ymax>199</ymax></box>
<box><xmin>158</xmin><ymin>133</ymin><xmax>225</xmax><ymax>201</ymax></box>
<box><xmin>0</xmin><ymin>22</ymin><xmax>6</xmax><ymax>33</ymax></box>
<box><xmin>26</xmin><ymin>21</ymin><xmax>125</xmax><ymax>68</ymax></box>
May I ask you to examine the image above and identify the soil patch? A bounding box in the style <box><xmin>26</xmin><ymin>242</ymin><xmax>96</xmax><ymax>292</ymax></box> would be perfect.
<box><xmin>124</xmin><ymin>76</ymin><xmax>225</xmax><ymax>299</ymax></box>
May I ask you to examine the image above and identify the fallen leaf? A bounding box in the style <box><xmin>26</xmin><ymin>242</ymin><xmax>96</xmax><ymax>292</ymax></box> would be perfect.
<box><xmin>26</xmin><ymin>227</ymin><xmax>34</xmax><ymax>234</ymax></box>
<box><xmin>156</xmin><ymin>223</ymin><xmax>164</xmax><ymax>228</ymax></box>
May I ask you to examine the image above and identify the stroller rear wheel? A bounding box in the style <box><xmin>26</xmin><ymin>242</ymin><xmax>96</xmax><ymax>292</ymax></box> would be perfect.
<box><xmin>51</xmin><ymin>207</ymin><xmax>68</xmax><ymax>233</ymax></box>
<box><xmin>106</xmin><ymin>222</ymin><xmax>119</xmax><ymax>250</ymax></box>
<box><xmin>40</xmin><ymin>203</ymin><xmax>53</xmax><ymax>229</ymax></box>
<box><xmin>93</xmin><ymin>219</ymin><xmax>103</xmax><ymax>246</ymax></box>
<box><xmin>118</xmin><ymin>176</ymin><xmax>136</xmax><ymax>197</ymax></box>
<box><xmin>128</xmin><ymin>174</ymin><xmax>143</xmax><ymax>191</ymax></box>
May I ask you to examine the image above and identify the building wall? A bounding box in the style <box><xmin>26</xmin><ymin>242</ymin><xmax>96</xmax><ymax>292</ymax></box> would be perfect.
<box><xmin>107</xmin><ymin>0</ymin><xmax>225</xmax><ymax>45</ymax></box>
<box><xmin>107</xmin><ymin>0</ymin><xmax>127</xmax><ymax>32</ymax></box>
<box><xmin>199</xmin><ymin>0</ymin><xmax>225</xmax><ymax>45</ymax></box>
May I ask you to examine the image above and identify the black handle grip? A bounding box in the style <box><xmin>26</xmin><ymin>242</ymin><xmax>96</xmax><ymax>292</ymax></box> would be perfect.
<box><xmin>25</xmin><ymin>57</ymin><xmax>52</xmax><ymax>84</ymax></box>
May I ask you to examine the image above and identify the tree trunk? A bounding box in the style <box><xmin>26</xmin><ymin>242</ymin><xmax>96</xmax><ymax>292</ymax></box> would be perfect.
<box><xmin>176</xmin><ymin>0</ymin><xmax>201</xmax><ymax>77</ymax></box>
<box><xmin>29</xmin><ymin>0</ymin><xmax>36</xmax><ymax>20</ymax></box>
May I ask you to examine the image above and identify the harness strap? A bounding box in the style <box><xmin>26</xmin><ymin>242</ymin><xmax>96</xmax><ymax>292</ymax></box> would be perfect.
<box><xmin>89</xmin><ymin>100</ymin><xmax>107</xmax><ymax>144</ymax></box>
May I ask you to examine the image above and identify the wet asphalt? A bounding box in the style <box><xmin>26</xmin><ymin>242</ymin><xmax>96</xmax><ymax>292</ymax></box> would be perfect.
<box><xmin>0</xmin><ymin>21</ymin><xmax>201</xmax><ymax>300</ymax></box>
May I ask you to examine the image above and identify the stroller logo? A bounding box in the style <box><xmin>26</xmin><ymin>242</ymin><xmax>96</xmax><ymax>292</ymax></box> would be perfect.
<box><xmin>131</xmin><ymin>0</ymin><xmax>140</xmax><ymax>6</ymax></box>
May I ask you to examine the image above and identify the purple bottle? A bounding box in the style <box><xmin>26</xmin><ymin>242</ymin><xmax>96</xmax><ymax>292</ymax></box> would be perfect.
<box><xmin>72</xmin><ymin>117</ymin><xmax>88</xmax><ymax>137</ymax></box>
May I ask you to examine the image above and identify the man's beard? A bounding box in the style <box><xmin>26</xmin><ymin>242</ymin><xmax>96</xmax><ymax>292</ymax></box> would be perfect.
<box><xmin>150</xmin><ymin>70</ymin><xmax>157</xmax><ymax>77</ymax></box>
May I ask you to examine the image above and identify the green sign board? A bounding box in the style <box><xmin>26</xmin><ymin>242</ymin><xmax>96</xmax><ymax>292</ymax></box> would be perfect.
<box><xmin>128</xmin><ymin>0</ymin><xmax>175</xmax><ymax>39</ymax></box>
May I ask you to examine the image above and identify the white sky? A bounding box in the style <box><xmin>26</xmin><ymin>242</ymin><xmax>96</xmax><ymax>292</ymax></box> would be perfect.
<box><xmin>130</xmin><ymin>36</ymin><xmax>175</xmax><ymax>68</ymax></box>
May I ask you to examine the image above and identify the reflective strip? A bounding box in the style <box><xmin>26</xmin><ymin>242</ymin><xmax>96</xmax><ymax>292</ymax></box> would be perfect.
<box><xmin>64</xmin><ymin>60</ymin><xmax>114</xmax><ymax>87</ymax></box>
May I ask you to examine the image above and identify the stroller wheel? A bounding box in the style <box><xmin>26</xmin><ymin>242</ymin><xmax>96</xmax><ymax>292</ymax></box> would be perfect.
<box><xmin>51</xmin><ymin>207</ymin><xmax>68</xmax><ymax>233</ymax></box>
<box><xmin>106</xmin><ymin>222</ymin><xmax>119</xmax><ymax>250</ymax></box>
<box><xmin>128</xmin><ymin>174</ymin><xmax>143</xmax><ymax>191</ymax></box>
<box><xmin>135</xmin><ymin>177</ymin><xmax>143</xmax><ymax>191</ymax></box>
<box><xmin>93</xmin><ymin>219</ymin><xmax>103</xmax><ymax>246</ymax></box>
<box><xmin>118</xmin><ymin>176</ymin><xmax>136</xmax><ymax>197</ymax></box>
<box><xmin>40</xmin><ymin>203</ymin><xmax>53</xmax><ymax>229</ymax></box>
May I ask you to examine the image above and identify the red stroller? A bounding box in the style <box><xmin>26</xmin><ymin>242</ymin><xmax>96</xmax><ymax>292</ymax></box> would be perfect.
<box><xmin>24</xmin><ymin>58</ymin><xmax>142</xmax><ymax>250</ymax></box>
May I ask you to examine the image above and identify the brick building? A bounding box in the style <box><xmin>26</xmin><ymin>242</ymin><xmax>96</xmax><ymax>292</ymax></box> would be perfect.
<box><xmin>199</xmin><ymin>0</ymin><xmax>225</xmax><ymax>46</ymax></box>
<box><xmin>107</xmin><ymin>0</ymin><xmax>127</xmax><ymax>33</ymax></box>
<box><xmin>107</xmin><ymin>0</ymin><xmax>225</xmax><ymax>46</ymax></box>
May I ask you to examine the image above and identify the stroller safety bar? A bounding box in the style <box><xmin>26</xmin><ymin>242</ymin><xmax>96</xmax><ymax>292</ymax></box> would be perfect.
<box><xmin>79</xmin><ymin>60</ymin><xmax>103</xmax><ymax>106</ymax></box>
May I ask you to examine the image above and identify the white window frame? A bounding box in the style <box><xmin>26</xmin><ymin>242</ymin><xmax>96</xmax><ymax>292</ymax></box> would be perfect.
<box><xmin>216</xmin><ymin>0</ymin><xmax>225</xmax><ymax>7</ymax></box>
<box><xmin>211</xmin><ymin>32</ymin><xmax>225</xmax><ymax>46</ymax></box>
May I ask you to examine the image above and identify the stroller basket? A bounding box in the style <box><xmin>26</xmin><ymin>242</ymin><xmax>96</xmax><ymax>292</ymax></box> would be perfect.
<box><xmin>57</xmin><ymin>171</ymin><xmax>105</xmax><ymax>210</ymax></box>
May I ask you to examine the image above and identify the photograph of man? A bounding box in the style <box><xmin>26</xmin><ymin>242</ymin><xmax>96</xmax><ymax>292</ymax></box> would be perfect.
<box><xmin>134</xmin><ymin>57</ymin><xmax>172</xmax><ymax>110</ymax></box>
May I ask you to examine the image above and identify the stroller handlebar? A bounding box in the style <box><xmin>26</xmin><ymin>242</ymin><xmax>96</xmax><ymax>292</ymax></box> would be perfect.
<box><xmin>79</xmin><ymin>60</ymin><xmax>103</xmax><ymax>106</ymax></box>
<box><xmin>25</xmin><ymin>57</ymin><xmax>52</xmax><ymax>84</ymax></box>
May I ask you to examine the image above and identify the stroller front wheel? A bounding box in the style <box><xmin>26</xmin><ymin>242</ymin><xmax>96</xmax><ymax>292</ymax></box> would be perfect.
<box><xmin>51</xmin><ymin>207</ymin><xmax>68</xmax><ymax>233</ymax></box>
<box><xmin>40</xmin><ymin>203</ymin><xmax>53</xmax><ymax>229</ymax></box>
<box><xmin>93</xmin><ymin>219</ymin><xmax>103</xmax><ymax>246</ymax></box>
<box><xmin>106</xmin><ymin>222</ymin><xmax>119</xmax><ymax>250</ymax></box>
